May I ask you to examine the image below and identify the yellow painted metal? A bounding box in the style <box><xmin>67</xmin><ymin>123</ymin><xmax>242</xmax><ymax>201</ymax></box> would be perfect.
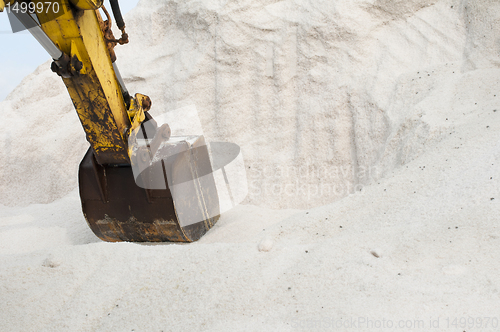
<box><xmin>126</xmin><ymin>94</ymin><xmax>148</xmax><ymax>158</ymax></box>
<box><xmin>70</xmin><ymin>40</ymin><xmax>87</xmax><ymax>74</ymax></box>
<box><xmin>35</xmin><ymin>0</ymin><xmax>132</xmax><ymax>165</ymax></box>
<box><xmin>0</xmin><ymin>0</ymin><xmax>14</xmax><ymax>11</ymax></box>
<box><xmin>69</xmin><ymin>0</ymin><xmax>102</xmax><ymax>10</ymax></box>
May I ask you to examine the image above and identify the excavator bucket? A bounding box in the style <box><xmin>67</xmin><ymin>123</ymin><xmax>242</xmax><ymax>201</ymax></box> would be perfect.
<box><xmin>78</xmin><ymin>118</ymin><xmax>220</xmax><ymax>242</ymax></box>
<box><xmin>8</xmin><ymin>0</ymin><xmax>223</xmax><ymax>242</ymax></box>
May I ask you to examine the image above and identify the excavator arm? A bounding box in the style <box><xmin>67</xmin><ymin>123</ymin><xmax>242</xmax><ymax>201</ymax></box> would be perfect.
<box><xmin>23</xmin><ymin>0</ymin><xmax>139</xmax><ymax>165</ymax></box>
<box><xmin>3</xmin><ymin>0</ymin><xmax>220</xmax><ymax>242</ymax></box>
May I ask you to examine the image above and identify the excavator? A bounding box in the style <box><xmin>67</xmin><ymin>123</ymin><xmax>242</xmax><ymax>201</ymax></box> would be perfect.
<box><xmin>0</xmin><ymin>0</ymin><xmax>221</xmax><ymax>242</ymax></box>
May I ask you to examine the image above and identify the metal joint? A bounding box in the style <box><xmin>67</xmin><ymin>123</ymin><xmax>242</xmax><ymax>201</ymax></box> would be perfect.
<box><xmin>51</xmin><ymin>53</ymin><xmax>83</xmax><ymax>78</ymax></box>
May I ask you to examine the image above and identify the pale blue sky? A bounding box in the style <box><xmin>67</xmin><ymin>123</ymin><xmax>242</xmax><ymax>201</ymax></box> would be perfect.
<box><xmin>0</xmin><ymin>0</ymin><xmax>139</xmax><ymax>101</ymax></box>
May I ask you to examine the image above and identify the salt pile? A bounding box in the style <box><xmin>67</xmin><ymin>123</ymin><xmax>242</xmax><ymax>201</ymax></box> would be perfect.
<box><xmin>3</xmin><ymin>0</ymin><xmax>496</xmax><ymax>209</ymax></box>
<box><xmin>1</xmin><ymin>0</ymin><xmax>500</xmax><ymax>330</ymax></box>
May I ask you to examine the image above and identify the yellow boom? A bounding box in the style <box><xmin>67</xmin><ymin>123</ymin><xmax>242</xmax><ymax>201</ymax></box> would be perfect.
<box><xmin>4</xmin><ymin>0</ymin><xmax>220</xmax><ymax>242</ymax></box>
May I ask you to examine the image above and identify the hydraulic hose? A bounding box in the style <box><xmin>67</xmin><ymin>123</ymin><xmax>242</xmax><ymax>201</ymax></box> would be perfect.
<box><xmin>109</xmin><ymin>0</ymin><xmax>125</xmax><ymax>30</ymax></box>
